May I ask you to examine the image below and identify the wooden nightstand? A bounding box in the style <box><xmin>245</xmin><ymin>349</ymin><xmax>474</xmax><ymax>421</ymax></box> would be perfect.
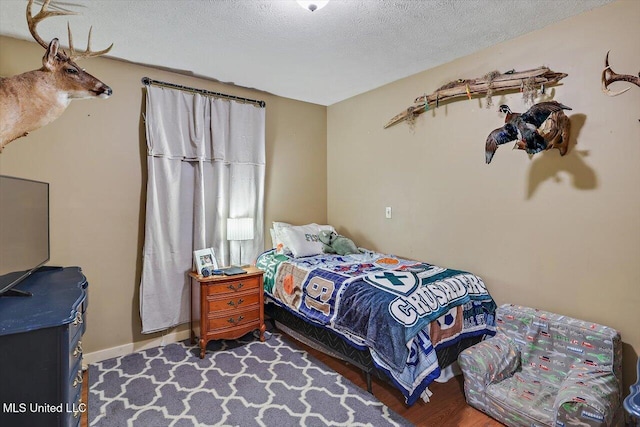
<box><xmin>189</xmin><ymin>266</ymin><xmax>265</xmax><ymax>358</ymax></box>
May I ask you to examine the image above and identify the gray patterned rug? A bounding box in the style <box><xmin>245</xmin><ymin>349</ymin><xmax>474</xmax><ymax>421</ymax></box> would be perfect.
<box><xmin>89</xmin><ymin>331</ymin><xmax>411</xmax><ymax>426</ymax></box>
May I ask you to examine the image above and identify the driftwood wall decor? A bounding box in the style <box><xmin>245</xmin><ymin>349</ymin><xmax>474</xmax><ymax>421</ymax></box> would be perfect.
<box><xmin>384</xmin><ymin>67</ymin><xmax>568</xmax><ymax>129</ymax></box>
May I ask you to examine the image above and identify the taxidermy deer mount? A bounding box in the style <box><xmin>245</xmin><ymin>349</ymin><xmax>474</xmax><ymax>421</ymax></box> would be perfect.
<box><xmin>0</xmin><ymin>0</ymin><xmax>113</xmax><ymax>152</ymax></box>
<box><xmin>601</xmin><ymin>51</ymin><xmax>640</xmax><ymax>96</ymax></box>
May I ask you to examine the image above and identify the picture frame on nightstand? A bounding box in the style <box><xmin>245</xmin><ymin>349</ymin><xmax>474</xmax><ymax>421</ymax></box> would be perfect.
<box><xmin>193</xmin><ymin>248</ymin><xmax>218</xmax><ymax>276</ymax></box>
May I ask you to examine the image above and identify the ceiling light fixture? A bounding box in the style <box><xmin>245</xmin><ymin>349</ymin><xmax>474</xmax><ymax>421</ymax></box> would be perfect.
<box><xmin>296</xmin><ymin>0</ymin><xmax>329</xmax><ymax>12</ymax></box>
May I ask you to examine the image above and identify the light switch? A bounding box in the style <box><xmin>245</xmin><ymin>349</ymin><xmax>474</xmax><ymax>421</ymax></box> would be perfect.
<box><xmin>385</xmin><ymin>206</ymin><xmax>392</xmax><ymax>219</ymax></box>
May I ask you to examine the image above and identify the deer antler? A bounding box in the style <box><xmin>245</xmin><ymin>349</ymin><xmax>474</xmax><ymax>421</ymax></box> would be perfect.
<box><xmin>67</xmin><ymin>22</ymin><xmax>113</xmax><ymax>60</ymax></box>
<box><xmin>26</xmin><ymin>0</ymin><xmax>77</xmax><ymax>49</ymax></box>
<box><xmin>26</xmin><ymin>0</ymin><xmax>113</xmax><ymax>60</ymax></box>
<box><xmin>602</xmin><ymin>51</ymin><xmax>640</xmax><ymax>96</ymax></box>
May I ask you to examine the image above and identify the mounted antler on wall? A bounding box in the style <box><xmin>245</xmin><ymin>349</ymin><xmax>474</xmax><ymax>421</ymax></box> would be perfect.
<box><xmin>0</xmin><ymin>0</ymin><xmax>113</xmax><ymax>152</ymax></box>
<box><xmin>601</xmin><ymin>51</ymin><xmax>640</xmax><ymax>96</ymax></box>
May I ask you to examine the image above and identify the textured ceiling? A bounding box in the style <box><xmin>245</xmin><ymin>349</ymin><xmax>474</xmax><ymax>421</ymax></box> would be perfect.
<box><xmin>0</xmin><ymin>0</ymin><xmax>614</xmax><ymax>106</ymax></box>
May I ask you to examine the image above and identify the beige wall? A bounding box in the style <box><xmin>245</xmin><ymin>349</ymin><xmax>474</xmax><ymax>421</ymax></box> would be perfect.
<box><xmin>328</xmin><ymin>0</ymin><xmax>639</xmax><ymax>390</ymax></box>
<box><xmin>0</xmin><ymin>36</ymin><xmax>327</xmax><ymax>355</ymax></box>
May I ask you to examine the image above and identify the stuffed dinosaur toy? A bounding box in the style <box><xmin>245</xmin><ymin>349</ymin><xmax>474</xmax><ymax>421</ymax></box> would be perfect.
<box><xmin>319</xmin><ymin>230</ymin><xmax>361</xmax><ymax>256</ymax></box>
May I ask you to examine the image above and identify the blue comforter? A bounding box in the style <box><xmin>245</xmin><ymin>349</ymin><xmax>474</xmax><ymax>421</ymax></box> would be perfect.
<box><xmin>335</xmin><ymin>265</ymin><xmax>494</xmax><ymax>370</ymax></box>
<box><xmin>257</xmin><ymin>249</ymin><xmax>496</xmax><ymax>405</ymax></box>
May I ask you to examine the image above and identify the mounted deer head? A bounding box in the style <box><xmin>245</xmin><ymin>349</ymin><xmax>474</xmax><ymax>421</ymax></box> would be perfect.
<box><xmin>601</xmin><ymin>51</ymin><xmax>640</xmax><ymax>96</ymax></box>
<box><xmin>0</xmin><ymin>0</ymin><xmax>113</xmax><ymax>152</ymax></box>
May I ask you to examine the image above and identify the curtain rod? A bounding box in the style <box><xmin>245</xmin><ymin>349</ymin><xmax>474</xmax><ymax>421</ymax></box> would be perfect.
<box><xmin>141</xmin><ymin>77</ymin><xmax>266</xmax><ymax>108</ymax></box>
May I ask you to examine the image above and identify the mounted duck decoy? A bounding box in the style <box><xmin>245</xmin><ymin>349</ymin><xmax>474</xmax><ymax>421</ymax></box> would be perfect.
<box><xmin>485</xmin><ymin>101</ymin><xmax>572</xmax><ymax>164</ymax></box>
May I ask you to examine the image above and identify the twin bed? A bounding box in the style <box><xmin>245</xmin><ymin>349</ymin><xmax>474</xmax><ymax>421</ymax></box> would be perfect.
<box><xmin>256</xmin><ymin>223</ymin><xmax>497</xmax><ymax>406</ymax></box>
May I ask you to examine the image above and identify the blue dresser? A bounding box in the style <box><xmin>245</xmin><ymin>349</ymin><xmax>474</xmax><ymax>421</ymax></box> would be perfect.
<box><xmin>0</xmin><ymin>267</ymin><xmax>88</xmax><ymax>427</ymax></box>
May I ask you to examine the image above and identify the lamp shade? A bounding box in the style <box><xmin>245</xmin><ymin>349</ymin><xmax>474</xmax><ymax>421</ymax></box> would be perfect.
<box><xmin>227</xmin><ymin>218</ymin><xmax>254</xmax><ymax>241</ymax></box>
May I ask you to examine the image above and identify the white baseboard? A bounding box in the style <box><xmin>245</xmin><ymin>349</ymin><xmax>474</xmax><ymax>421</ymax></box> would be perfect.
<box><xmin>83</xmin><ymin>329</ymin><xmax>191</xmax><ymax>369</ymax></box>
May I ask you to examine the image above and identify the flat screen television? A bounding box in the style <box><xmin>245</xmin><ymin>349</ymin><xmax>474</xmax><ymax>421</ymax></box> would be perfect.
<box><xmin>0</xmin><ymin>175</ymin><xmax>50</xmax><ymax>297</ymax></box>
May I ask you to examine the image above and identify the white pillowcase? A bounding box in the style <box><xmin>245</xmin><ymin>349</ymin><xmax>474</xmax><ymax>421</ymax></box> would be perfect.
<box><xmin>269</xmin><ymin>228</ymin><xmax>277</xmax><ymax>248</ymax></box>
<box><xmin>278</xmin><ymin>223</ymin><xmax>336</xmax><ymax>258</ymax></box>
<box><xmin>272</xmin><ymin>221</ymin><xmax>292</xmax><ymax>254</ymax></box>
<box><xmin>271</xmin><ymin>222</ymin><xmax>336</xmax><ymax>257</ymax></box>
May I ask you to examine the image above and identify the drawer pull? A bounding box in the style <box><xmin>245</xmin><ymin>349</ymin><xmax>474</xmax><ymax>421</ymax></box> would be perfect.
<box><xmin>227</xmin><ymin>315</ymin><xmax>244</xmax><ymax>324</ymax></box>
<box><xmin>227</xmin><ymin>298</ymin><xmax>244</xmax><ymax>307</ymax></box>
<box><xmin>73</xmin><ymin>341</ymin><xmax>83</xmax><ymax>358</ymax></box>
<box><xmin>73</xmin><ymin>399</ymin><xmax>83</xmax><ymax>418</ymax></box>
<box><xmin>227</xmin><ymin>282</ymin><xmax>244</xmax><ymax>291</ymax></box>
<box><xmin>72</xmin><ymin>369</ymin><xmax>83</xmax><ymax>388</ymax></box>
<box><xmin>73</xmin><ymin>312</ymin><xmax>83</xmax><ymax>326</ymax></box>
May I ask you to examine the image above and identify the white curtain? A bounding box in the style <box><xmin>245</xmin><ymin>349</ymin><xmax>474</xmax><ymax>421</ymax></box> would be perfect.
<box><xmin>140</xmin><ymin>85</ymin><xmax>265</xmax><ymax>334</ymax></box>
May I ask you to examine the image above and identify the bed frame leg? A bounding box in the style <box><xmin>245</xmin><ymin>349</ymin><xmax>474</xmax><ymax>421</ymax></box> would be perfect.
<box><xmin>365</xmin><ymin>371</ymin><xmax>373</xmax><ymax>394</ymax></box>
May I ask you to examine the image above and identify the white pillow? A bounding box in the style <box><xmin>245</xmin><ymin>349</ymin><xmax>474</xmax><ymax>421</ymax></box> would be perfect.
<box><xmin>269</xmin><ymin>228</ymin><xmax>276</xmax><ymax>248</ymax></box>
<box><xmin>279</xmin><ymin>223</ymin><xmax>336</xmax><ymax>258</ymax></box>
<box><xmin>272</xmin><ymin>221</ymin><xmax>292</xmax><ymax>253</ymax></box>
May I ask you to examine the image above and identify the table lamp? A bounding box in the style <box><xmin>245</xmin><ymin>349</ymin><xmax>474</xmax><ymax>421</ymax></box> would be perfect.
<box><xmin>226</xmin><ymin>218</ymin><xmax>254</xmax><ymax>266</ymax></box>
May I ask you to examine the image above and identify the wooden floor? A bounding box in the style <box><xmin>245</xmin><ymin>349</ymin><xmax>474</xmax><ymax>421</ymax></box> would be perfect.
<box><xmin>290</xmin><ymin>334</ymin><xmax>502</xmax><ymax>427</ymax></box>
<box><xmin>82</xmin><ymin>333</ymin><xmax>502</xmax><ymax>427</ymax></box>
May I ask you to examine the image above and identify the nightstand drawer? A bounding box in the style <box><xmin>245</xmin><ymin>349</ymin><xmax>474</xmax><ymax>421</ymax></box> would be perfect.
<box><xmin>208</xmin><ymin>306</ymin><xmax>260</xmax><ymax>330</ymax></box>
<box><xmin>207</xmin><ymin>292</ymin><xmax>260</xmax><ymax>312</ymax></box>
<box><xmin>206</xmin><ymin>276</ymin><xmax>260</xmax><ymax>295</ymax></box>
<box><xmin>190</xmin><ymin>266</ymin><xmax>265</xmax><ymax>358</ymax></box>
